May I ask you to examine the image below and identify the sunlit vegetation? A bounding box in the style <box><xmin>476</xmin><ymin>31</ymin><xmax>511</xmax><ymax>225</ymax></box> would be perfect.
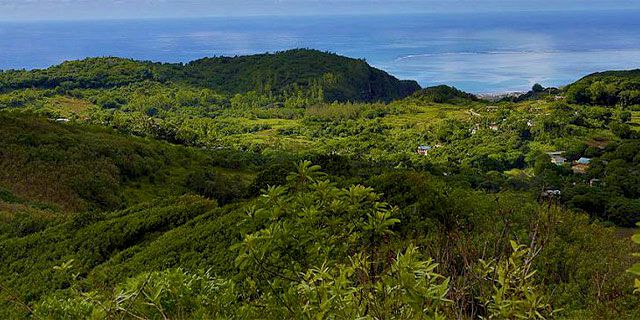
<box><xmin>1</xmin><ymin>51</ymin><xmax>640</xmax><ymax>319</ymax></box>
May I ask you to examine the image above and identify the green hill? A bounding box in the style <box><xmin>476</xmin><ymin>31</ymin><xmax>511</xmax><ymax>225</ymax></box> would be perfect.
<box><xmin>0</xmin><ymin>49</ymin><xmax>420</xmax><ymax>103</ymax></box>
<box><xmin>404</xmin><ymin>85</ymin><xmax>479</xmax><ymax>105</ymax></box>
<box><xmin>0</xmin><ymin>113</ymin><xmax>252</xmax><ymax>215</ymax></box>
<box><xmin>3</xmin><ymin>57</ymin><xmax>640</xmax><ymax>319</ymax></box>
<box><xmin>565</xmin><ymin>69</ymin><xmax>640</xmax><ymax>106</ymax></box>
<box><xmin>0</xmin><ymin>57</ymin><xmax>154</xmax><ymax>92</ymax></box>
<box><xmin>155</xmin><ymin>49</ymin><xmax>421</xmax><ymax>102</ymax></box>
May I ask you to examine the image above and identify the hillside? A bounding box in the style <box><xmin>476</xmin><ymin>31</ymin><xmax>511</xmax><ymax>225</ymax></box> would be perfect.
<box><xmin>1</xmin><ymin>56</ymin><xmax>640</xmax><ymax>319</ymax></box>
<box><xmin>565</xmin><ymin>69</ymin><xmax>640</xmax><ymax>106</ymax></box>
<box><xmin>404</xmin><ymin>85</ymin><xmax>480</xmax><ymax>105</ymax></box>
<box><xmin>0</xmin><ymin>113</ymin><xmax>254</xmax><ymax>214</ymax></box>
<box><xmin>1</xmin><ymin>121</ymin><xmax>636</xmax><ymax>318</ymax></box>
<box><xmin>0</xmin><ymin>49</ymin><xmax>420</xmax><ymax>103</ymax></box>
<box><xmin>155</xmin><ymin>49</ymin><xmax>421</xmax><ymax>102</ymax></box>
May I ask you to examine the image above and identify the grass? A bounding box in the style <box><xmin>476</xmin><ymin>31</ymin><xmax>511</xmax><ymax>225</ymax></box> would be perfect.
<box><xmin>630</xmin><ymin>111</ymin><xmax>640</xmax><ymax>132</ymax></box>
<box><xmin>382</xmin><ymin>104</ymin><xmax>469</xmax><ymax>129</ymax></box>
<box><xmin>45</xmin><ymin>96</ymin><xmax>97</xmax><ymax>119</ymax></box>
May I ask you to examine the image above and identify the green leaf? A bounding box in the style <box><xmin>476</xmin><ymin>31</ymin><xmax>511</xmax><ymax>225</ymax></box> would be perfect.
<box><xmin>627</xmin><ymin>263</ymin><xmax>640</xmax><ymax>276</ymax></box>
<box><xmin>632</xmin><ymin>233</ymin><xmax>640</xmax><ymax>245</ymax></box>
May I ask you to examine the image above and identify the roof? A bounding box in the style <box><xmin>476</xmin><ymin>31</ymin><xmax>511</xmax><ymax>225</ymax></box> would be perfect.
<box><xmin>550</xmin><ymin>156</ymin><xmax>566</xmax><ymax>165</ymax></box>
<box><xmin>576</xmin><ymin>157</ymin><xmax>591</xmax><ymax>164</ymax></box>
<box><xmin>418</xmin><ymin>145</ymin><xmax>433</xmax><ymax>150</ymax></box>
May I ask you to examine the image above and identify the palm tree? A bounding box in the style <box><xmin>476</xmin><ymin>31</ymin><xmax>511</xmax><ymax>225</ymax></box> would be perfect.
<box><xmin>286</xmin><ymin>161</ymin><xmax>326</xmax><ymax>190</ymax></box>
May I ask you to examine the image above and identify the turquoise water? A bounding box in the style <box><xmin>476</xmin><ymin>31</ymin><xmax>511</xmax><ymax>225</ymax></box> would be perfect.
<box><xmin>1</xmin><ymin>10</ymin><xmax>639</xmax><ymax>93</ymax></box>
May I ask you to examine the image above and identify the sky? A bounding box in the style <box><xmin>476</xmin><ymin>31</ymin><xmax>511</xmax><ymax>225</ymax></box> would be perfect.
<box><xmin>1</xmin><ymin>0</ymin><xmax>640</xmax><ymax>21</ymax></box>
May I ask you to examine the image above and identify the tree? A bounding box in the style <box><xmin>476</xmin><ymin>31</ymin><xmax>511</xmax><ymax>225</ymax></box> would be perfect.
<box><xmin>630</xmin><ymin>224</ymin><xmax>640</xmax><ymax>293</ymax></box>
<box><xmin>477</xmin><ymin>241</ymin><xmax>557</xmax><ymax>319</ymax></box>
<box><xmin>532</xmin><ymin>83</ymin><xmax>545</xmax><ymax>93</ymax></box>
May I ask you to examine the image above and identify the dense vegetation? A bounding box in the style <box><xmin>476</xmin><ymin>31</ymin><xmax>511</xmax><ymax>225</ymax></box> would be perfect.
<box><xmin>0</xmin><ymin>49</ymin><xmax>420</xmax><ymax>103</ymax></box>
<box><xmin>1</xmin><ymin>51</ymin><xmax>639</xmax><ymax>319</ymax></box>
<box><xmin>565</xmin><ymin>69</ymin><xmax>640</xmax><ymax>106</ymax></box>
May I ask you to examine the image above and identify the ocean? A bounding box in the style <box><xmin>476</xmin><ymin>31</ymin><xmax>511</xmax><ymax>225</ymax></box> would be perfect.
<box><xmin>1</xmin><ymin>10</ymin><xmax>639</xmax><ymax>93</ymax></box>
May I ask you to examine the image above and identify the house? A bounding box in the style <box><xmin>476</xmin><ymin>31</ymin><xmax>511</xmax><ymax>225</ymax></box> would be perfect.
<box><xmin>417</xmin><ymin>145</ymin><xmax>432</xmax><ymax>156</ymax></box>
<box><xmin>541</xmin><ymin>189</ymin><xmax>562</xmax><ymax>197</ymax></box>
<box><xmin>572</xmin><ymin>157</ymin><xmax>591</xmax><ymax>174</ymax></box>
<box><xmin>550</xmin><ymin>156</ymin><xmax>566</xmax><ymax>165</ymax></box>
<box><xmin>470</xmin><ymin>123</ymin><xmax>480</xmax><ymax>135</ymax></box>
<box><xmin>575</xmin><ymin>157</ymin><xmax>591</xmax><ymax>165</ymax></box>
<box><xmin>546</xmin><ymin>151</ymin><xmax>566</xmax><ymax>166</ymax></box>
<box><xmin>589</xmin><ymin>178</ymin><xmax>602</xmax><ymax>187</ymax></box>
<box><xmin>527</xmin><ymin>120</ymin><xmax>534</xmax><ymax>127</ymax></box>
<box><xmin>489</xmin><ymin>123</ymin><xmax>499</xmax><ymax>131</ymax></box>
<box><xmin>54</xmin><ymin>118</ymin><xmax>70</xmax><ymax>123</ymax></box>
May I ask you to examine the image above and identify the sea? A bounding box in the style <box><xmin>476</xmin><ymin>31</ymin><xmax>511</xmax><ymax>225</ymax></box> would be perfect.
<box><xmin>1</xmin><ymin>10</ymin><xmax>639</xmax><ymax>94</ymax></box>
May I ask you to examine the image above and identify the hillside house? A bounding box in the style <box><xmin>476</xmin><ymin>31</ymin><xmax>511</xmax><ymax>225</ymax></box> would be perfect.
<box><xmin>572</xmin><ymin>157</ymin><xmax>591</xmax><ymax>174</ymax></box>
<box><xmin>541</xmin><ymin>189</ymin><xmax>562</xmax><ymax>197</ymax></box>
<box><xmin>546</xmin><ymin>151</ymin><xmax>566</xmax><ymax>166</ymax></box>
<box><xmin>470</xmin><ymin>123</ymin><xmax>481</xmax><ymax>135</ymax></box>
<box><xmin>417</xmin><ymin>145</ymin><xmax>432</xmax><ymax>156</ymax></box>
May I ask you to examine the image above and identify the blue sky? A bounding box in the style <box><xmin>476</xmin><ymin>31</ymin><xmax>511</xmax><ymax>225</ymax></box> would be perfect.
<box><xmin>1</xmin><ymin>0</ymin><xmax>639</xmax><ymax>21</ymax></box>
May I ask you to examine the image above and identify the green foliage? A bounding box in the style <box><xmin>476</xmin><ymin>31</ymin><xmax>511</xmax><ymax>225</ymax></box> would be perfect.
<box><xmin>294</xmin><ymin>246</ymin><xmax>450</xmax><ymax>319</ymax></box>
<box><xmin>2</xmin><ymin>53</ymin><xmax>640</xmax><ymax>319</ymax></box>
<box><xmin>532</xmin><ymin>83</ymin><xmax>545</xmax><ymax>93</ymax></box>
<box><xmin>33</xmin><ymin>268</ymin><xmax>242</xmax><ymax>320</ymax></box>
<box><xmin>0</xmin><ymin>49</ymin><xmax>420</xmax><ymax>104</ymax></box>
<box><xmin>0</xmin><ymin>112</ymin><xmax>250</xmax><ymax>212</ymax></box>
<box><xmin>156</xmin><ymin>49</ymin><xmax>420</xmax><ymax>102</ymax></box>
<box><xmin>407</xmin><ymin>85</ymin><xmax>479</xmax><ymax>105</ymax></box>
<box><xmin>565</xmin><ymin>69</ymin><xmax>640</xmax><ymax>106</ymax></box>
<box><xmin>0</xmin><ymin>57</ymin><xmax>154</xmax><ymax>92</ymax></box>
<box><xmin>629</xmin><ymin>223</ymin><xmax>640</xmax><ymax>293</ymax></box>
<box><xmin>565</xmin><ymin>140</ymin><xmax>640</xmax><ymax>226</ymax></box>
<box><xmin>0</xmin><ymin>195</ymin><xmax>216</xmax><ymax>317</ymax></box>
<box><xmin>477</xmin><ymin>241</ymin><xmax>556</xmax><ymax>319</ymax></box>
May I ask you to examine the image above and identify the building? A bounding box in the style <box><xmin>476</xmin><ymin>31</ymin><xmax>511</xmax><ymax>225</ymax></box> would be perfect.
<box><xmin>541</xmin><ymin>189</ymin><xmax>562</xmax><ymax>197</ymax></box>
<box><xmin>572</xmin><ymin>157</ymin><xmax>591</xmax><ymax>174</ymax></box>
<box><xmin>575</xmin><ymin>157</ymin><xmax>591</xmax><ymax>165</ymax></box>
<box><xmin>417</xmin><ymin>145</ymin><xmax>432</xmax><ymax>156</ymax></box>
<box><xmin>470</xmin><ymin>123</ymin><xmax>480</xmax><ymax>135</ymax></box>
<box><xmin>546</xmin><ymin>151</ymin><xmax>566</xmax><ymax>166</ymax></box>
<box><xmin>550</xmin><ymin>156</ymin><xmax>566</xmax><ymax>165</ymax></box>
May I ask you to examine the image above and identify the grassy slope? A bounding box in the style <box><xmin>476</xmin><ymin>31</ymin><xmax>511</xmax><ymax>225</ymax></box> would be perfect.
<box><xmin>0</xmin><ymin>112</ymin><xmax>254</xmax><ymax>214</ymax></box>
<box><xmin>0</xmin><ymin>195</ymin><xmax>217</xmax><ymax>318</ymax></box>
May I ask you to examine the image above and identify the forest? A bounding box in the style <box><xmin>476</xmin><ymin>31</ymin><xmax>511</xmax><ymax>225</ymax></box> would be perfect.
<box><xmin>1</xmin><ymin>49</ymin><xmax>640</xmax><ymax>319</ymax></box>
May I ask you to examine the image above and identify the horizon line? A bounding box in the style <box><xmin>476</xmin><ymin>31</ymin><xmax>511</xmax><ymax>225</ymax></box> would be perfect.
<box><xmin>1</xmin><ymin>7</ymin><xmax>638</xmax><ymax>23</ymax></box>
